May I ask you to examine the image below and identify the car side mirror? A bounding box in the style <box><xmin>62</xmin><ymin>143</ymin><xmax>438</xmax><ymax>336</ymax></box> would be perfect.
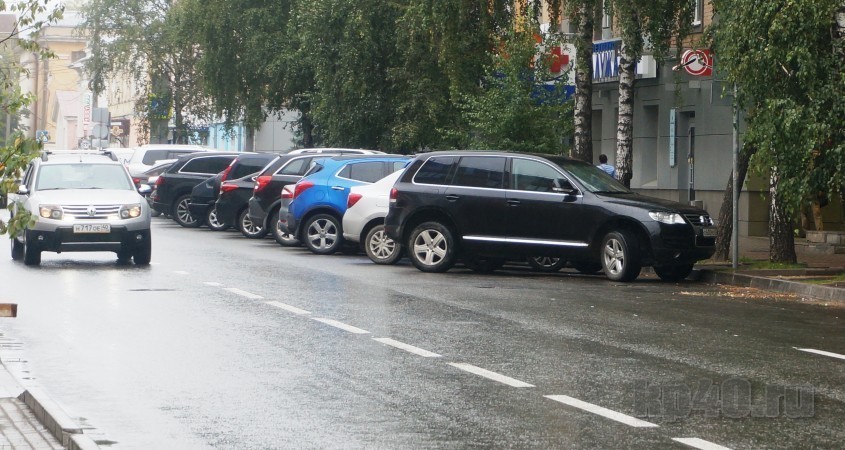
<box><xmin>553</xmin><ymin>179</ymin><xmax>579</xmax><ymax>196</ymax></box>
<box><xmin>138</xmin><ymin>185</ymin><xmax>152</xmax><ymax>195</ymax></box>
<box><xmin>16</xmin><ymin>185</ymin><xmax>29</xmax><ymax>196</ymax></box>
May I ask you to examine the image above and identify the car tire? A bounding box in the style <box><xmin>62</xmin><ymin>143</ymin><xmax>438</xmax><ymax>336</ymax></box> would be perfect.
<box><xmin>600</xmin><ymin>230</ymin><xmax>642</xmax><ymax>282</ymax></box>
<box><xmin>206</xmin><ymin>207</ymin><xmax>229</xmax><ymax>232</ymax></box>
<box><xmin>151</xmin><ymin>209</ymin><xmax>161</xmax><ymax>218</ymax></box>
<box><xmin>133</xmin><ymin>232</ymin><xmax>152</xmax><ymax>265</ymax></box>
<box><xmin>173</xmin><ymin>194</ymin><xmax>201</xmax><ymax>228</ymax></box>
<box><xmin>116</xmin><ymin>246</ymin><xmax>132</xmax><ymax>264</ymax></box>
<box><xmin>408</xmin><ymin>221</ymin><xmax>456</xmax><ymax>273</ymax></box>
<box><xmin>11</xmin><ymin>235</ymin><xmax>23</xmax><ymax>261</ymax></box>
<box><xmin>364</xmin><ymin>224</ymin><xmax>402</xmax><ymax>265</ymax></box>
<box><xmin>572</xmin><ymin>260</ymin><xmax>602</xmax><ymax>274</ymax></box>
<box><xmin>463</xmin><ymin>255</ymin><xmax>504</xmax><ymax>273</ymax></box>
<box><xmin>303</xmin><ymin>214</ymin><xmax>343</xmax><ymax>254</ymax></box>
<box><xmin>238</xmin><ymin>208</ymin><xmax>267</xmax><ymax>239</ymax></box>
<box><xmin>22</xmin><ymin>230</ymin><xmax>41</xmax><ymax>266</ymax></box>
<box><xmin>271</xmin><ymin>208</ymin><xmax>299</xmax><ymax>247</ymax></box>
<box><xmin>653</xmin><ymin>263</ymin><xmax>694</xmax><ymax>282</ymax></box>
<box><xmin>527</xmin><ymin>256</ymin><xmax>566</xmax><ymax>273</ymax></box>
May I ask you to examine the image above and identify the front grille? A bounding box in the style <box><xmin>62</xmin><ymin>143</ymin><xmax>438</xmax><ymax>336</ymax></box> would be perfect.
<box><xmin>684</xmin><ymin>214</ymin><xmax>713</xmax><ymax>226</ymax></box>
<box><xmin>62</xmin><ymin>204</ymin><xmax>122</xmax><ymax>220</ymax></box>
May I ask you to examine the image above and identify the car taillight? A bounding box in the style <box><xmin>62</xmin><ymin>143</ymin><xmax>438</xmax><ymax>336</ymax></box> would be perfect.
<box><xmin>220</xmin><ymin>162</ymin><xmax>235</xmax><ymax>181</ymax></box>
<box><xmin>155</xmin><ymin>176</ymin><xmax>165</xmax><ymax>187</ymax></box>
<box><xmin>293</xmin><ymin>181</ymin><xmax>314</xmax><ymax>199</ymax></box>
<box><xmin>132</xmin><ymin>177</ymin><xmax>142</xmax><ymax>185</ymax></box>
<box><xmin>254</xmin><ymin>175</ymin><xmax>272</xmax><ymax>192</ymax></box>
<box><xmin>281</xmin><ymin>186</ymin><xmax>293</xmax><ymax>200</ymax></box>
<box><xmin>389</xmin><ymin>187</ymin><xmax>398</xmax><ymax>204</ymax></box>
<box><xmin>347</xmin><ymin>193</ymin><xmax>363</xmax><ymax>209</ymax></box>
<box><xmin>220</xmin><ymin>182</ymin><xmax>239</xmax><ymax>193</ymax></box>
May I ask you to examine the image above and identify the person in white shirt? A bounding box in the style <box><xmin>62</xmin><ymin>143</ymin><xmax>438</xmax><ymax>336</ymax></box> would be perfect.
<box><xmin>597</xmin><ymin>154</ymin><xmax>616</xmax><ymax>178</ymax></box>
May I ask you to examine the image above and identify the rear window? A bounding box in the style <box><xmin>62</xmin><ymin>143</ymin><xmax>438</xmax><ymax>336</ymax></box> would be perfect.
<box><xmin>338</xmin><ymin>161</ymin><xmax>384</xmax><ymax>183</ymax></box>
<box><xmin>141</xmin><ymin>150</ymin><xmax>169</xmax><ymax>165</ymax></box>
<box><xmin>413</xmin><ymin>156</ymin><xmax>455</xmax><ymax>185</ymax></box>
<box><xmin>181</xmin><ymin>156</ymin><xmax>236</xmax><ymax>174</ymax></box>
<box><xmin>231</xmin><ymin>157</ymin><xmax>273</xmax><ymax>179</ymax></box>
<box><xmin>277</xmin><ymin>157</ymin><xmax>311</xmax><ymax>176</ymax></box>
<box><xmin>452</xmin><ymin>156</ymin><xmax>506</xmax><ymax>189</ymax></box>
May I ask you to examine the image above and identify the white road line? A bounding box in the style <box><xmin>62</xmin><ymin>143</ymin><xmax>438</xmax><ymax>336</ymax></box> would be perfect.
<box><xmin>173</xmin><ymin>271</ymin><xmax>189</xmax><ymax>275</ymax></box>
<box><xmin>544</xmin><ymin>395</ymin><xmax>658</xmax><ymax>428</ymax></box>
<box><xmin>204</xmin><ymin>282</ymin><xmax>223</xmax><ymax>287</ymax></box>
<box><xmin>372</xmin><ymin>338</ymin><xmax>441</xmax><ymax>357</ymax></box>
<box><xmin>266</xmin><ymin>301</ymin><xmax>311</xmax><ymax>315</ymax></box>
<box><xmin>447</xmin><ymin>363</ymin><xmax>534</xmax><ymax>388</ymax></box>
<box><xmin>223</xmin><ymin>288</ymin><xmax>264</xmax><ymax>300</ymax></box>
<box><xmin>312</xmin><ymin>318</ymin><xmax>370</xmax><ymax>334</ymax></box>
<box><xmin>795</xmin><ymin>347</ymin><xmax>845</xmax><ymax>361</ymax></box>
<box><xmin>673</xmin><ymin>437</ymin><xmax>733</xmax><ymax>450</ymax></box>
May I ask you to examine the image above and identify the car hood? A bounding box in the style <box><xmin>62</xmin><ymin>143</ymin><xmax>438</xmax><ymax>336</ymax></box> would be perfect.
<box><xmin>33</xmin><ymin>189</ymin><xmax>143</xmax><ymax>205</ymax></box>
<box><xmin>595</xmin><ymin>192</ymin><xmax>708</xmax><ymax>215</ymax></box>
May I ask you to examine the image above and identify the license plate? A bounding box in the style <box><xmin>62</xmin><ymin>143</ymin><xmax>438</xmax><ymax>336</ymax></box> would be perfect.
<box><xmin>702</xmin><ymin>227</ymin><xmax>717</xmax><ymax>237</ymax></box>
<box><xmin>73</xmin><ymin>224</ymin><xmax>111</xmax><ymax>234</ymax></box>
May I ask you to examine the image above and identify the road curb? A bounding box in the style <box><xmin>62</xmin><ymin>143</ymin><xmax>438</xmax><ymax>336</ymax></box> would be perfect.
<box><xmin>17</xmin><ymin>387</ymin><xmax>99</xmax><ymax>449</ymax></box>
<box><xmin>695</xmin><ymin>269</ymin><xmax>845</xmax><ymax>304</ymax></box>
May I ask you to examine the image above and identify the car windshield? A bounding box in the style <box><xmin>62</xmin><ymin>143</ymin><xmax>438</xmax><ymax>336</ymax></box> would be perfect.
<box><xmin>557</xmin><ymin>159</ymin><xmax>631</xmax><ymax>194</ymax></box>
<box><xmin>36</xmin><ymin>164</ymin><xmax>134</xmax><ymax>191</ymax></box>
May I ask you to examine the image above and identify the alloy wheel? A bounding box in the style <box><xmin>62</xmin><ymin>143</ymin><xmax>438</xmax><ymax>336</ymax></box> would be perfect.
<box><xmin>413</xmin><ymin>229</ymin><xmax>447</xmax><ymax>267</ymax></box>
<box><xmin>307</xmin><ymin>218</ymin><xmax>338</xmax><ymax>250</ymax></box>
<box><xmin>603</xmin><ymin>237</ymin><xmax>625</xmax><ymax>276</ymax></box>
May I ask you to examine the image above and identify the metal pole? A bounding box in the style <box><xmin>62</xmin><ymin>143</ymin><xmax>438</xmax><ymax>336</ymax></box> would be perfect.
<box><xmin>731</xmin><ymin>84</ymin><xmax>739</xmax><ymax>269</ymax></box>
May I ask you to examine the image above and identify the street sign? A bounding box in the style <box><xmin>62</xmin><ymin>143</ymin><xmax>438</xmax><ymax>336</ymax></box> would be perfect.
<box><xmin>680</xmin><ymin>49</ymin><xmax>713</xmax><ymax>77</ymax></box>
<box><xmin>92</xmin><ymin>124</ymin><xmax>110</xmax><ymax>140</ymax></box>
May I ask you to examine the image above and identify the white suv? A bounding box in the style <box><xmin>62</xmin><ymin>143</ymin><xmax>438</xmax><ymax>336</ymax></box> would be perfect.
<box><xmin>124</xmin><ymin>144</ymin><xmax>212</xmax><ymax>177</ymax></box>
<box><xmin>10</xmin><ymin>151</ymin><xmax>153</xmax><ymax>266</ymax></box>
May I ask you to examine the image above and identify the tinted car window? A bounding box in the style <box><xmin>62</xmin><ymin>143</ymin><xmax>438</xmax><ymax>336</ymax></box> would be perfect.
<box><xmin>511</xmin><ymin>158</ymin><xmax>563</xmax><ymax>192</ymax></box>
<box><xmin>231</xmin><ymin>158</ymin><xmax>271</xmax><ymax>179</ymax></box>
<box><xmin>278</xmin><ymin>157</ymin><xmax>310</xmax><ymax>175</ymax></box>
<box><xmin>181</xmin><ymin>156</ymin><xmax>234</xmax><ymax>174</ymax></box>
<box><xmin>339</xmin><ymin>161</ymin><xmax>384</xmax><ymax>183</ymax></box>
<box><xmin>413</xmin><ymin>156</ymin><xmax>455</xmax><ymax>185</ymax></box>
<box><xmin>557</xmin><ymin>159</ymin><xmax>629</xmax><ymax>193</ymax></box>
<box><xmin>391</xmin><ymin>161</ymin><xmax>407</xmax><ymax>172</ymax></box>
<box><xmin>167</xmin><ymin>150</ymin><xmax>196</xmax><ymax>160</ymax></box>
<box><xmin>452</xmin><ymin>156</ymin><xmax>506</xmax><ymax>189</ymax></box>
<box><xmin>141</xmin><ymin>150</ymin><xmax>169</xmax><ymax>165</ymax></box>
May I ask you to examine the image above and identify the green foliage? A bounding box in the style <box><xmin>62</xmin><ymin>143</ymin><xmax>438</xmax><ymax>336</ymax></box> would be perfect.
<box><xmin>713</xmin><ymin>0</ymin><xmax>845</xmax><ymax>216</ymax></box>
<box><xmin>457</xmin><ymin>29</ymin><xmax>573</xmax><ymax>153</ymax></box>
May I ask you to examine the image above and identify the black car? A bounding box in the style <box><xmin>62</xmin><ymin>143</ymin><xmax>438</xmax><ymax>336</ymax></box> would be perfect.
<box><xmin>384</xmin><ymin>151</ymin><xmax>716</xmax><ymax>281</ymax></box>
<box><xmin>247</xmin><ymin>151</ymin><xmax>365</xmax><ymax>244</ymax></box>
<box><xmin>151</xmin><ymin>152</ymin><xmax>243</xmax><ymax>227</ymax></box>
<box><xmin>213</xmin><ymin>153</ymin><xmax>279</xmax><ymax>237</ymax></box>
<box><xmin>186</xmin><ymin>153</ymin><xmax>278</xmax><ymax>231</ymax></box>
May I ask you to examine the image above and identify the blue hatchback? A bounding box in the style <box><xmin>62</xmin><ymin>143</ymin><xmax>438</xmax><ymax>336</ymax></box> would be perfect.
<box><xmin>286</xmin><ymin>155</ymin><xmax>409</xmax><ymax>254</ymax></box>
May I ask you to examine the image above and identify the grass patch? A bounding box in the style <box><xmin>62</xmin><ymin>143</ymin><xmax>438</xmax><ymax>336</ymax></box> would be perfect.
<box><xmin>737</xmin><ymin>257</ymin><xmax>807</xmax><ymax>270</ymax></box>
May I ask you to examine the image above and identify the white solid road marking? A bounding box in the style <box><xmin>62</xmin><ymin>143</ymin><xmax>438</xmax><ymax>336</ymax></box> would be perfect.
<box><xmin>673</xmin><ymin>437</ymin><xmax>733</xmax><ymax>450</ymax></box>
<box><xmin>223</xmin><ymin>288</ymin><xmax>264</xmax><ymax>300</ymax></box>
<box><xmin>372</xmin><ymin>338</ymin><xmax>441</xmax><ymax>357</ymax></box>
<box><xmin>544</xmin><ymin>395</ymin><xmax>658</xmax><ymax>428</ymax></box>
<box><xmin>448</xmin><ymin>363</ymin><xmax>534</xmax><ymax>388</ymax></box>
<box><xmin>312</xmin><ymin>318</ymin><xmax>370</xmax><ymax>334</ymax></box>
<box><xmin>795</xmin><ymin>347</ymin><xmax>845</xmax><ymax>361</ymax></box>
<box><xmin>266</xmin><ymin>301</ymin><xmax>311</xmax><ymax>315</ymax></box>
<box><xmin>173</xmin><ymin>271</ymin><xmax>189</xmax><ymax>275</ymax></box>
<box><xmin>204</xmin><ymin>282</ymin><xmax>223</xmax><ymax>287</ymax></box>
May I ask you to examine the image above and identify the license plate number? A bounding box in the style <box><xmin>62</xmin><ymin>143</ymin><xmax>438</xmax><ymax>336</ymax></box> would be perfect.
<box><xmin>702</xmin><ymin>227</ymin><xmax>717</xmax><ymax>237</ymax></box>
<box><xmin>73</xmin><ymin>224</ymin><xmax>111</xmax><ymax>234</ymax></box>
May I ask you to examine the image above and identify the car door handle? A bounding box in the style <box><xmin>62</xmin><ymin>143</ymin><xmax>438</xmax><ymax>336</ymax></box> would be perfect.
<box><xmin>331</xmin><ymin>186</ymin><xmax>345</xmax><ymax>191</ymax></box>
<box><xmin>507</xmin><ymin>199</ymin><xmax>521</xmax><ymax>206</ymax></box>
<box><xmin>445</xmin><ymin>194</ymin><xmax>460</xmax><ymax>201</ymax></box>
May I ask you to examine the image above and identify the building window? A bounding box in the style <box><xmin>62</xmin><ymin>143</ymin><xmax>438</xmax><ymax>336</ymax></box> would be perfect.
<box><xmin>693</xmin><ymin>0</ymin><xmax>703</xmax><ymax>26</ymax></box>
<box><xmin>602</xmin><ymin>0</ymin><xmax>612</xmax><ymax>30</ymax></box>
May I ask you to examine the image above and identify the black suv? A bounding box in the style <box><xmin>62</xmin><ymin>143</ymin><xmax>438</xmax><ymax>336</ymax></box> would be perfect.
<box><xmin>151</xmin><ymin>152</ymin><xmax>243</xmax><ymax>226</ymax></box>
<box><xmin>384</xmin><ymin>151</ymin><xmax>716</xmax><ymax>281</ymax></box>
<box><xmin>213</xmin><ymin>152</ymin><xmax>280</xmax><ymax>237</ymax></box>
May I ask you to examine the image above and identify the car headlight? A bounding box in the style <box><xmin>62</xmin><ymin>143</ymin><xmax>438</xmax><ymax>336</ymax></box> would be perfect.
<box><xmin>39</xmin><ymin>205</ymin><xmax>63</xmax><ymax>220</ymax></box>
<box><xmin>120</xmin><ymin>204</ymin><xmax>142</xmax><ymax>219</ymax></box>
<box><xmin>649</xmin><ymin>211</ymin><xmax>686</xmax><ymax>225</ymax></box>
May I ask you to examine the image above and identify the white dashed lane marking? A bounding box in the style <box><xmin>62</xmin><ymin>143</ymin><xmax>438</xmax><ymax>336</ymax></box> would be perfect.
<box><xmin>312</xmin><ymin>318</ymin><xmax>370</xmax><ymax>334</ymax></box>
<box><xmin>266</xmin><ymin>301</ymin><xmax>311</xmax><ymax>315</ymax></box>
<box><xmin>372</xmin><ymin>338</ymin><xmax>441</xmax><ymax>358</ymax></box>
<box><xmin>173</xmin><ymin>271</ymin><xmax>189</xmax><ymax>275</ymax></box>
<box><xmin>544</xmin><ymin>395</ymin><xmax>658</xmax><ymax>428</ymax></box>
<box><xmin>223</xmin><ymin>288</ymin><xmax>264</xmax><ymax>300</ymax></box>
<box><xmin>204</xmin><ymin>282</ymin><xmax>223</xmax><ymax>287</ymax></box>
<box><xmin>795</xmin><ymin>347</ymin><xmax>845</xmax><ymax>361</ymax></box>
<box><xmin>673</xmin><ymin>437</ymin><xmax>733</xmax><ymax>450</ymax></box>
<box><xmin>448</xmin><ymin>363</ymin><xmax>534</xmax><ymax>388</ymax></box>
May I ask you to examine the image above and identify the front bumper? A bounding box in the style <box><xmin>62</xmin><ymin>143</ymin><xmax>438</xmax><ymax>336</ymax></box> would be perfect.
<box><xmin>649</xmin><ymin>222</ymin><xmax>716</xmax><ymax>264</ymax></box>
<box><xmin>26</xmin><ymin>226</ymin><xmax>150</xmax><ymax>253</ymax></box>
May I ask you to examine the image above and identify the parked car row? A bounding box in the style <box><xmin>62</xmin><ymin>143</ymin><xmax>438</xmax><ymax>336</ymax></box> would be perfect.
<box><xmin>153</xmin><ymin>148</ymin><xmax>718</xmax><ymax>282</ymax></box>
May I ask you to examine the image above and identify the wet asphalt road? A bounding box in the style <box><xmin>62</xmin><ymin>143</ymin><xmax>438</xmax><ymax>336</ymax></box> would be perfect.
<box><xmin>0</xmin><ymin>217</ymin><xmax>843</xmax><ymax>449</ymax></box>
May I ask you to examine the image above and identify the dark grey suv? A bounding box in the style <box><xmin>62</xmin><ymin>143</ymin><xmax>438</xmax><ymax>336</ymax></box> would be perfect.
<box><xmin>384</xmin><ymin>151</ymin><xmax>716</xmax><ymax>281</ymax></box>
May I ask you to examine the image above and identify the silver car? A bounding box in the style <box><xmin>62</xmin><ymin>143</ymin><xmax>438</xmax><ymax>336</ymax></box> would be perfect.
<box><xmin>10</xmin><ymin>151</ymin><xmax>153</xmax><ymax>266</ymax></box>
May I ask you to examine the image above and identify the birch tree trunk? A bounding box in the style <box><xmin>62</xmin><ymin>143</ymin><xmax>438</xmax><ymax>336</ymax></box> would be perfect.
<box><xmin>615</xmin><ymin>39</ymin><xmax>636</xmax><ymax>188</ymax></box>
<box><xmin>713</xmin><ymin>145</ymin><xmax>756</xmax><ymax>261</ymax></box>
<box><xmin>571</xmin><ymin>1</ymin><xmax>595</xmax><ymax>163</ymax></box>
<box><xmin>769</xmin><ymin>168</ymin><xmax>797</xmax><ymax>263</ymax></box>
